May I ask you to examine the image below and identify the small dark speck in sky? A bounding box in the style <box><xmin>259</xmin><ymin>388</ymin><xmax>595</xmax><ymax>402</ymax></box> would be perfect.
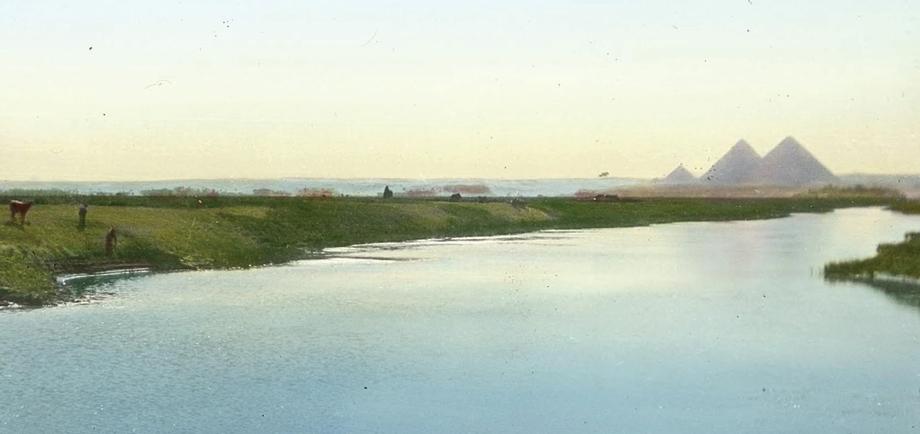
<box><xmin>361</xmin><ymin>30</ymin><xmax>378</xmax><ymax>47</ymax></box>
<box><xmin>88</xmin><ymin>46</ymin><xmax>93</xmax><ymax>50</ymax></box>
<box><xmin>145</xmin><ymin>79</ymin><xmax>172</xmax><ymax>90</ymax></box>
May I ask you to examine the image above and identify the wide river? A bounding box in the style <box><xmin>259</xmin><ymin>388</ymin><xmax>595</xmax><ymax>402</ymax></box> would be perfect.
<box><xmin>2</xmin><ymin>207</ymin><xmax>919</xmax><ymax>433</ymax></box>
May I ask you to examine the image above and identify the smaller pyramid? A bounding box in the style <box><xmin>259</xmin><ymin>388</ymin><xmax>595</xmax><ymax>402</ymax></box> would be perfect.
<box><xmin>660</xmin><ymin>165</ymin><xmax>697</xmax><ymax>185</ymax></box>
<box><xmin>702</xmin><ymin>139</ymin><xmax>762</xmax><ymax>185</ymax></box>
<box><xmin>751</xmin><ymin>136</ymin><xmax>837</xmax><ymax>186</ymax></box>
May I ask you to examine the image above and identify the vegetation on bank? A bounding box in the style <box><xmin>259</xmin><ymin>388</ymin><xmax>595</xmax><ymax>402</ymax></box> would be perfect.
<box><xmin>0</xmin><ymin>194</ymin><xmax>899</xmax><ymax>306</ymax></box>
<box><xmin>890</xmin><ymin>201</ymin><xmax>920</xmax><ymax>215</ymax></box>
<box><xmin>825</xmin><ymin>232</ymin><xmax>920</xmax><ymax>279</ymax></box>
<box><xmin>795</xmin><ymin>185</ymin><xmax>905</xmax><ymax>199</ymax></box>
<box><xmin>825</xmin><ymin>201</ymin><xmax>920</xmax><ymax>281</ymax></box>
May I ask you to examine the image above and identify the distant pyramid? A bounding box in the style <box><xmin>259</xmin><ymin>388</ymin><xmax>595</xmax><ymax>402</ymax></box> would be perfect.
<box><xmin>751</xmin><ymin>136</ymin><xmax>837</xmax><ymax>186</ymax></box>
<box><xmin>660</xmin><ymin>165</ymin><xmax>697</xmax><ymax>185</ymax></box>
<box><xmin>701</xmin><ymin>139</ymin><xmax>762</xmax><ymax>185</ymax></box>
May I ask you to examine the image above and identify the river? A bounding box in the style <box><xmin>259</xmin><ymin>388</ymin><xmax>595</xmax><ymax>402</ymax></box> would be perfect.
<box><xmin>1</xmin><ymin>207</ymin><xmax>919</xmax><ymax>433</ymax></box>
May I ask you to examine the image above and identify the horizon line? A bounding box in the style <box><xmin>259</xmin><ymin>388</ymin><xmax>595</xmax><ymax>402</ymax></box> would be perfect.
<box><xmin>2</xmin><ymin>172</ymin><xmax>920</xmax><ymax>184</ymax></box>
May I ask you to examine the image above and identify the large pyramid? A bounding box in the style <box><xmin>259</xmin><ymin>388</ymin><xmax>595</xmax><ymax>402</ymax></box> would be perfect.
<box><xmin>751</xmin><ymin>136</ymin><xmax>837</xmax><ymax>186</ymax></box>
<box><xmin>701</xmin><ymin>139</ymin><xmax>762</xmax><ymax>185</ymax></box>
<box><xmin>660</xmin><ymin>165</ymin><xmax>696</xmax><ymax>185</ymax></box>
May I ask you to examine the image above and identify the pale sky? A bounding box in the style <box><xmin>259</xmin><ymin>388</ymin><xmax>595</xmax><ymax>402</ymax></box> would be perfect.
<box><xmin>1</xmin><ymin>0</ymin><xmax>918</xmax><ymax>181</ymax></box>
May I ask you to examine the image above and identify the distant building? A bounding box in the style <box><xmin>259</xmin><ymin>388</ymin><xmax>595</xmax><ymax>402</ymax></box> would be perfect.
<box><xmin>659</xmin><ymin>165</ymin><xmax>697</xmax><ymax>185</ymax></box>
<box><xmin>699</xmin><ymin>136</ymin><xmax>837</xmax><ymax>186</ymax></box>
<box><xmin>593</xmin><ymin>194</ymin><xmax>619</xmax><ymax>202</ymax></box>
<box><xmin>701</xmin><ymin>139</ymin><xmax>761</xmax><ymax>184</ymax></box>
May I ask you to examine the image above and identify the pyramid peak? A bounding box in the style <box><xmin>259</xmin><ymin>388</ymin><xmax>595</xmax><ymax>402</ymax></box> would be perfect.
<box><xmin>777</xmin><ymin>136</ymin><xmax>803</xmax><ymax>148</ymax></box>
<box><xmin>661</xmin><ymin>164</ymin><xmax>696</xmax><ymax>184</ymax></box>
<box><xmin>700</xmin><ymin>139</ymin><xmax>762</xmax><ymax>184</ymax></box>
<box><xmin>754</xmin><ymin>136</ymin><xmax>837</xmax><ymax>185</ymax></box>
<box><xmin>726</xmin><ymin>139</ymin><xmax>760</xmax><ymax>156</ymax></box>
<box><xmin>767</xmin><ymin>136</ymin><xmax>813</xmax><ymax>158</ymax></box>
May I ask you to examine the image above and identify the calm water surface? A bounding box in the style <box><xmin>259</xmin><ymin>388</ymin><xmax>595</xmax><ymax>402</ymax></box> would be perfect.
<box><xmin>2</xmin><ymin>207</ymin><xmax>919</xmax><ymax>433</ymax></box>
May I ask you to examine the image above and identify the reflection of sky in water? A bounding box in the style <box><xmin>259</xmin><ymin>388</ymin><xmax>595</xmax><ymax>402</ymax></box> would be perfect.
<box><xmin>1</xmin><ymin>208</ymin><xmax>919</xmax><ymax>433</ymax></box>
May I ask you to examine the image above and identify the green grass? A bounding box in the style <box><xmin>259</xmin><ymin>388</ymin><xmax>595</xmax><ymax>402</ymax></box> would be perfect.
<box><xmin>0</xmin><ymin>195</ymin><xmax>896</xmax><ymax>306</ymax></box>
<box><xmin>795</xmin><ymin>185</ymin><xmax>905</xmax><ymax>199</ymax></box>
<box><xmin>890</xmin><ymin>201</ymin><xmax>920</xmax><ymax>215</ymax></box>
<box><xmin>825</xmin><ymin>232</ymin><xmax>920</xmax><ymax>280</ymax></box>
<box><xmin>824</xmin><ymin>200</ymin><xmax>920</xmax><ymax>281</ymax></box>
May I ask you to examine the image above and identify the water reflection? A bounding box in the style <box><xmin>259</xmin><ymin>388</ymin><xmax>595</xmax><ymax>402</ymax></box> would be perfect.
<box><xmin>829</xmin><ymin>277</ymin><xmax>920</xmax><ymax>312</ymax></box>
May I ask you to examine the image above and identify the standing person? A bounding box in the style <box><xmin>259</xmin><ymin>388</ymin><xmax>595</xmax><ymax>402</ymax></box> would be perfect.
<box><xmin>78</xmin><ymin>203</ymin><xmax>88</xmax><ymax>229</ymax></box>
<box><xmin>105</xmin><ymin>227</ymin><xmax>117</xmax><ymax>257</ymax></box>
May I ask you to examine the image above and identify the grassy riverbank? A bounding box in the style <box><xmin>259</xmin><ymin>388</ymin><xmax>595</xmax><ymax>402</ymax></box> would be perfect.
<box><xmin>0</xmin><ymin>195</ymin><xmax>895</xmax><ymax>306</ymax></box>
<box><xmin>825</xmin><ymin>201</ymin><xmax>920</xmax><ymax>281</ymax></box>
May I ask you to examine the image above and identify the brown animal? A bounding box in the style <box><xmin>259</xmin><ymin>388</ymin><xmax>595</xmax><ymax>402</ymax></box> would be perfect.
<box><xmin>9</xmin><ymin>200</ymin><xmax>33</xmax><ymax>225</ymax></box>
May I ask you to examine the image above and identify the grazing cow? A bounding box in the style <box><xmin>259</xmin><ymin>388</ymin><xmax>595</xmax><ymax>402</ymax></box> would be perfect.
<box><xmin>9</xmin><ymin>200</ymin><xmax>32</xmax><ymax>225</ymax></box>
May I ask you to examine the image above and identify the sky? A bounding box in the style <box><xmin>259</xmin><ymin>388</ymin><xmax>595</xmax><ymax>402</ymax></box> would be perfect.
<box><xmin>1</xmin><ymin>0</ymin><xmax>918</xmax><ymax>181</ymax></box>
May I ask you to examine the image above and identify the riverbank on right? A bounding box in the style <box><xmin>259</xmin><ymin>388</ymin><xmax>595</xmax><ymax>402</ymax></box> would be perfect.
<box><xmin>825</xmin><ymin>201</ymin><xmax>920</xmax><ymax>282</ymax></box>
